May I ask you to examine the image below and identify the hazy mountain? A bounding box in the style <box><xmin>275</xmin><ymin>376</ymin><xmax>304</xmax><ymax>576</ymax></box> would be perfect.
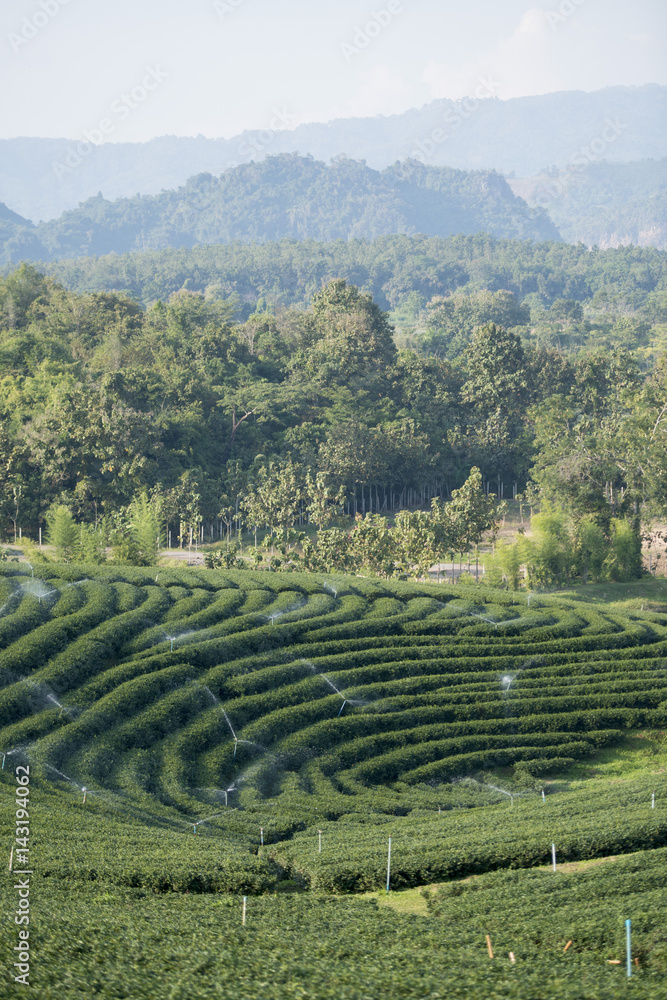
<box><xmin>509</xmin><ymin>158</ymin><xmax>667</xmax><ymax>250</ymax></box>
<box><xmin>1</xmin><ymin>85</ymin><xmax>664</xmax><ymax>223</ymax></box>
<box><xmin>0</xmin><ymin>155</ymin><xmax>560</xmax><ymax>265</ymax></box>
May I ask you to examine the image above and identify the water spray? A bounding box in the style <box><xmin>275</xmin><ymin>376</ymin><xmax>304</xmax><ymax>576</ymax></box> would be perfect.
<box><xmin>485</xmin><ymin>783</ymin><xmax>514</xmax><ymax>806</ymax></box>
<box><xmin>470</xmin><ymin>612</ymin><xmax>497</xmax><ymax>630</ymax></box>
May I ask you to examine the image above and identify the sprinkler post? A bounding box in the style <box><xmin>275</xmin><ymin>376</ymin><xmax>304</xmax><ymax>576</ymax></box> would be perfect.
<box><xmin>260</xmin><ymin>827</ymin><xmax>264</xmax><ymax>847</ymax></box>
<box><xmin>242</xmin><ymin>896</ymin><xmax>247</xmax><ymax>926</ymax></box>
<box><xmin>82</xmin><ymin>788</ymin><xmax>87</xmax><ymax>805</ymax></box>
<box><xmin>652</xmin><ymin>792</ymin><xmax>655</xmax><ymax>809</ymax></box>
<box><xmin>318</xmin><ymin>830</ymin><xmax>322</xmax><ymax>853</ymax></box>
<box><xmin>386</xmin><ymin>836</ymin><xmax>392</xmax><ymax>894</ymax></box>
<box><xmin>542</xmin><ymin>789</ymin><xmax>545</xmax><ymax>803</ymax></box>
<box><xmin>552</xmin><ymin>843</ymin><xmax>556</xmax><ymax>872</ymax></box>
<box><xmin>626</xmin><ymin>919</ymin><xmax>632</xmax><ymax>978</ymax></box>
<box><xmin>9</xmin><ymin>847</ymin><xmax>13</xmax><ymax>872</ymax></box>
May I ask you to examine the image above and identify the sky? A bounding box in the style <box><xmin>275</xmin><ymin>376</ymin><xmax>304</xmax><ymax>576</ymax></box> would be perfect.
<box><xmin>1</xmin><ymin>0</ymin><xmax>665</xmax><ymax>142</ymax></box>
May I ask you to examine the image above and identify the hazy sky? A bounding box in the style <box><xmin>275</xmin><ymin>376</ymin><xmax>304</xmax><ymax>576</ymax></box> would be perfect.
<box><xmin>2</xmin><ymin>0</ymin><xmax>665</xmax><ymax>141</ymax></box>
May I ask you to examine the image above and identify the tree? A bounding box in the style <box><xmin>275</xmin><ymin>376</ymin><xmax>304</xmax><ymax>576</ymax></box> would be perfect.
<box><xmin>290</xmin><ymin>279</ymin><xmax>397</xmax><ymax>387</ymax></box>
<box><xmin>461</xmin><ymin>323</ymin><xmax>529</xmax><ymax>477</ymax></box>
<box><xmin>393</xmin><ymin>510</ymin><xmax>436</xmax><ymax>579</ymax></box>
<box><xmin>127</xmin><ymin>491</ymin><xmax>163</xmax><ymax>565</ymax></box>
<box><xmin>45</xmin><ymin>505</ymin><xmax>79</xmax><ymax>562</ymax></box>
<box><xmin>305</xmin><ymin>472</ymin><xmax>346</xmax><ymax>530</ymax></box>
<box><xmin>350</xmin><ymin>514</ymin><xmax>396</xmax><ymax>578</ymax></box>
<box><xmin>241</xmin><ymin>458</ymin><xmax>303</xmax><ymax>550</ymax></box>
<box><xmin>446</xmin><ymin>467</ymin><xmax>504</xmax><ymax>563</ymax></box>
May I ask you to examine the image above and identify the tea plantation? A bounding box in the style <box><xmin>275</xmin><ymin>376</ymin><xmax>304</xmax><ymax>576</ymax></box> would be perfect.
<box><xmin>1</xmin><ymin>563</ymin><xmax>666</xmax><ymax>998</ymax></box>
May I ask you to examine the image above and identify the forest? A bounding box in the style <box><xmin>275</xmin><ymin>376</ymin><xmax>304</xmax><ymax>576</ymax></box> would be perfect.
<box><xmin>0</xmin><ymin>155</ymin><xmax>558</xmax><ymax>265</ymax></box>
<box><xmin>1</xmin><ymin>237</ymin><xmax>666</xmax><ymax>586</ymax></box>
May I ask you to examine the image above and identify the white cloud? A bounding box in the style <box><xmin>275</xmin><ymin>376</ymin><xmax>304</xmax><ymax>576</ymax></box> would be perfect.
<box><xmin>421</xmin><ymin>6</ymin><xmax>570</xmax><ymax>101</ymax></box>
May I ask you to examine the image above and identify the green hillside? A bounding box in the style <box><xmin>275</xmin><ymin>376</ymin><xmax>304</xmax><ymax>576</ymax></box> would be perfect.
<box><xmin>510</xmin><ymin>158</ymin><xmax>667</xmax><ymax>251</ymax></box>
<box><xmin>1</xmin><ymin>563</ymin><xmax>666</xmax><ymax>997</ymax></box>
<box><xmin>0</xmin><ymin>155</ymin><xmax>559</xmax><ymax>266</ymax></box>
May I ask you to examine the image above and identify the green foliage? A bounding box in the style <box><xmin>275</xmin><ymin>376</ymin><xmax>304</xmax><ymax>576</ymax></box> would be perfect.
<box><xmin>112</xmin><ymin>491</ymin><xmax>163</xmax><ymax>566</ymax></box>
<box><xmin>0</xmin><ymin>566</ymin><xmax>666</xmax><ymax>995</ymax></box>
<box><xmin>45</xmin><ymin>505</ymin><xmax>79</xmax><ymax>562</ymax></box>
<box><xmin>1</xmin><ymin>251</ymin><xmax>666</xmax><ymax>558</ymax></box>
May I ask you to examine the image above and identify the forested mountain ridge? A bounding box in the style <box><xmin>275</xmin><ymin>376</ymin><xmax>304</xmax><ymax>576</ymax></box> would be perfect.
<box><xmin>510</xmin><ymin>158</ymin><xmax>667</xmax><ymax>250</ymax></box>
<box><xmin>1</xmin><ymin>85</ymin><xmax>664</xmax><ymax>223</ymax></box>
<box><xmin>0</xmin><ymin>156</ymin><xmax>558</xmax><ymax>265</ymax></box>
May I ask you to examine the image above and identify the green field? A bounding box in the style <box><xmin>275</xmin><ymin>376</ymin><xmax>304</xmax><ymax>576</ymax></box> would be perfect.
<box><xmin>1</xmin><ymin>563</ymin><xmax>666</xmax><ymax>998</ymax></box>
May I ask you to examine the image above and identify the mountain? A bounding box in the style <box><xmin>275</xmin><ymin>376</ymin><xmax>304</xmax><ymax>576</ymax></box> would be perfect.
<box><xmin>0</xmin><ymin>155</ymin><xmax>560</xmax><ymax>265</ymax></box>
<box><xmin>509</xmin><ymin>158</ymin><xmax>667</xmax><ymax>250</ymax></box>
<box><xmin>1</xmin><ymin>85</ymin><xmax>664</xmax><ymax>223</ymax></box>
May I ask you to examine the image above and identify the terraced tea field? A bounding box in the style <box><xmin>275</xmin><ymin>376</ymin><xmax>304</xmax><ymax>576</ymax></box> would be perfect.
<box><xmin>1</xmin><ymin>563</ymin><xmax>666</xmax><ymax>998</ymax></box>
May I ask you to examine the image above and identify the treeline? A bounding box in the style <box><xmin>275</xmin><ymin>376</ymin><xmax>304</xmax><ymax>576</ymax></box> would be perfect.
<box><xmin>1</xmin><ymin>262</ymin><xmax>666</xmax><ymax>585</ymax></box>
<box><xmin>40</xmin><ymin>468</ymin><xmax>644</xmax><ymax>587</ymax></box>
<box><xmin>40</xmin><ymin>233</ymin><xmax>667</xmax><ymax>315</ymax></box>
